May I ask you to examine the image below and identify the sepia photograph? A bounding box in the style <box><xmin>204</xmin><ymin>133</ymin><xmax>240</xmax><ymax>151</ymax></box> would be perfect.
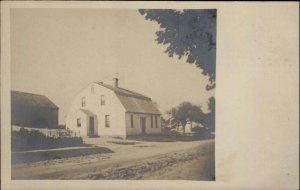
<box><xmin>1</xmin><ymin>2</ymin><xmax>299</xmax><ymax>190</ymax></box>
<box><xmin>10</xmin><ymin>8</ymin><xmax>216</xmax><ymax>180</ymax></box>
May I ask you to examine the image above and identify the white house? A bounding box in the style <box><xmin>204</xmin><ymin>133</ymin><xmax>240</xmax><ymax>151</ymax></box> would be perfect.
<box><xmin>66</xmin><ymin>78</ymin><xmax>162</xmax><ymax>138</ymax></box>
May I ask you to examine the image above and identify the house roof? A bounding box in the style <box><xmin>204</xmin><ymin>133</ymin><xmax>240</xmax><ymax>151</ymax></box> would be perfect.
<box><xmin>95</xmin><ymin>82</ymin><xmax>161</xmax><ymax>115</ymax></box>
<box><xmin>11</xmin><ymin>90</ymin><xmax>59</xmax><ymax>109</ymax></box>
<box><xmin>79</xmin><ymin>109</ymin><xmax>95</xmax><ymax>116</ymax></box>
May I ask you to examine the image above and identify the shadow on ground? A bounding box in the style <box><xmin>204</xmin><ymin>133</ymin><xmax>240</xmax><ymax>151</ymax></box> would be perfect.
<box><xmin>12</xmin><ymin>146</ymin><xmax>114</xmax><ymax>165</ymax></box>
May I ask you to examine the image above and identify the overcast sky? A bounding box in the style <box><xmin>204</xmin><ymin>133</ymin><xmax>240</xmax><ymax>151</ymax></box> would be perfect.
<box><xmin>11</xmin><ymin>8</ymin><xmax>215</xmax><ymax>124</ymax></box>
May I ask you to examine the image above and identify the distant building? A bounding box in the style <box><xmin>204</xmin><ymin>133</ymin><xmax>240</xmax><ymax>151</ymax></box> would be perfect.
<box><xmin>66</xmin><ymin>78</ymin><xmax>162</xmax><ymax>138</ymax></box>
<box><xmin>11</xmin><ymin>91</ymin><xmax>59</xmax><ymax>128</ymax></box>
<box><xmin>184</xmin><ymin>119</ymin><xmax>205</xmax><ymax>133</ymax></box>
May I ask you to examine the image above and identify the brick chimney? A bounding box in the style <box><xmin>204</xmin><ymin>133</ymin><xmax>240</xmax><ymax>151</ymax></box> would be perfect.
<box><xmin>113</xmin><ymin>78</ymin><xmax>119</xmax><ymax>88</ymax></box>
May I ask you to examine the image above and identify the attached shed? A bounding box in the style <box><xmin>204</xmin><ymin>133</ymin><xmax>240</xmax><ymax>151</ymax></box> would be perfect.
<box><xmin>11</xmin><ymin>90</ymin><xmax>59</xmax><ymax>129</ymax></box>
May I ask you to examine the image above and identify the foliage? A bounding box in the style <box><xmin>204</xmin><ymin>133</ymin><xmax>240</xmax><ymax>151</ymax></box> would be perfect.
<box><xmin>167</xmin><ymin>97</ymin><xmax>215</xmax><ymax>133</ymax></box>
<box><xmin>11</xmin><ymin>127</ymin><xmax>84</xmax><ymax>151</ymax></box>
<box><xmin>139</xmin><ymin>9</ymin><xmax>216</xmax><ymax>90</ymax></box>
<box><xmin>168</xmin><ymin>102</ymin><xmax>206</xmax><ymax>133</ymax></box>
<box><xmin>202</xmin><ymin>96</ymin><xmax>215</xmax><ymax>132</ymax></box>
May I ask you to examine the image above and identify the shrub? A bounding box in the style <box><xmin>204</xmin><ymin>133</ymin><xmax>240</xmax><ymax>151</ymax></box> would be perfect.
<box><xmin>12</xmin><ymin>128</ymin><xmax>84</xmax><ymax>151</ymax></box>
<box><xmin>191</xmin><ymin>127</ymin><xmax>213</xmax><ymax>138</ymax></box>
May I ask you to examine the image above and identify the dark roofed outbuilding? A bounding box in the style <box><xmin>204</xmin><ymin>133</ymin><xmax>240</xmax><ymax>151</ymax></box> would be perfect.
<box><xmin>11</xmin><ymin>91</ymin><xmax>59</xmax><ymax>128</ymax></box>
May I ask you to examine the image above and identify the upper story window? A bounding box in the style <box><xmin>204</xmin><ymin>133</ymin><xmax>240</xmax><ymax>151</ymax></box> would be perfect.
<box><xmin>81</xmin><ymin>97</ymin><xmax>86</xmax><ymax>107</ymax></box>
<box><xmin>101</xmin><ymin>95</ymin><xmax>105</xmax><ymax>106</ymax></box>
<box><xmin>91</xmin><ymin>85</ymin><xmax>94</xmax><ymax>94</ymax></box>
<box><xmin>130</xmin><ymin>114</ymin><xmax>134</xmax><ymax>128</ymax></box>
<box><xmin>77</xmin><ymin>118</ymin><xmax>81</xmax><ymax>127</ymax></box>
<box><xmin>105</xmin><ymin>115</ymin><xmax>110</xmax><ymax>128</ymax></box>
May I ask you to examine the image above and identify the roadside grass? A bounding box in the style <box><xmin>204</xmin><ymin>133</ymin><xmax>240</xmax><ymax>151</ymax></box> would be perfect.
<box><xmin>127</xmin><ymin>134</ymin><xmax>214</xmax><ymax>142</ymax></box>
<box><xmin>112</xmin><ymin>136</ymin><xmax>124</xmax><ymax>140</ymax></box>
<box><xmin>107</xmin><ymin>141</ymin><xmax>138</xmax><ymax>145</ymax></box>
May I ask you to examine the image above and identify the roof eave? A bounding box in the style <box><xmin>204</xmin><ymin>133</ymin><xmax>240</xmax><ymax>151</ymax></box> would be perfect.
<box><xmin>125</xmin><ymin>111</ymin><xmax>161</xmax><ymax>115</ymax></box>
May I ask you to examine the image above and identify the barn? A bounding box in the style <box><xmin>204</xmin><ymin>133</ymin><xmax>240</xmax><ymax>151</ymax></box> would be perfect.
<box><xmin>11</xmin><ymin>90</ymin><xmax>59</xmax><ymax>129</ymax></box>
<box><xmin>66</xmin><ymin>78</ymin><xmax>162</xmax><ymax>138</ymax></box>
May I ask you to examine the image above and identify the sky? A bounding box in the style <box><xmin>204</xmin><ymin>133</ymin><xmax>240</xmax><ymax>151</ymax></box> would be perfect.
<box><xmin>11</xmin><ymin>8</ymin><xmax>215</xmax><ymax>124</ymax></box>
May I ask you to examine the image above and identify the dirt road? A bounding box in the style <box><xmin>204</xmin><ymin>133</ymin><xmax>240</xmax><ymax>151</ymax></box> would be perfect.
<box><xmin>12</xmin><ymin>138</ymin><xmax>215</xmax><ymax>180</ymax></box>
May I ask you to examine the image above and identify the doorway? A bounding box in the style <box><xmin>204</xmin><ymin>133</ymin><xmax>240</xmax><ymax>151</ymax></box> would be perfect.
<box><xmin>89</xmin><ymin>116</ymin><xmax>95</xmax><ymax>135</ymax></box>
<box><xmin>140</xmin><ymin>117</ymin><xmax>146</xmax><ymax>134</ymax></box>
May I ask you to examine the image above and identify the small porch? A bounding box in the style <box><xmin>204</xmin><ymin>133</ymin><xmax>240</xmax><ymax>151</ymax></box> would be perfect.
<box><xmin>79</xmin><ymin>109</ymin><xmax>98</xmax><ymax>137</ymax></box>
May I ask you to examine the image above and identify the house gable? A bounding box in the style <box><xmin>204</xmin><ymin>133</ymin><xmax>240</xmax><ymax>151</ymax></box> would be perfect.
<box><xmin>66</xmin><ymin>83</ymin><xmax>127</xmax><ymax>137</ymax></box>
<box><xmin>67</xmin><ymin>83</ymin><xmax>126</xmax><ymax>116</ymax></box>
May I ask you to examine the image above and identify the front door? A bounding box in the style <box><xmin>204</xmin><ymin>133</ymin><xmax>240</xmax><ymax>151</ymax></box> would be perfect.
<box><xmin>89</xmin><ymin>116</ymin><xmax>95</xmax><ymax>135</ymax></box>
<box><xmin>140</xmin><ymin>117</ymin><xmax>146</xmax><ymax>134</ymax></box>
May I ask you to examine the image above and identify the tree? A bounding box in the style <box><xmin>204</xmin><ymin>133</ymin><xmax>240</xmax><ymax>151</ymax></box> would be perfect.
<box><xmin>167</xmin><ymin>97</ymin><xmax>215</xmax><ymax>134</ymax></box>
<box><xmin>202</xmin><ymin>96</ymin><xmax>215</xmax><ymax>132</ymax></box>
<box><xmin>139</xmin><ymin>9</ymin><xmax>216</xmax><ymax>90</ymax></box>
<box><xmin>169</xmin><ymin>102</ymin><xmax>205</xmax><ymax>133</ymax></box>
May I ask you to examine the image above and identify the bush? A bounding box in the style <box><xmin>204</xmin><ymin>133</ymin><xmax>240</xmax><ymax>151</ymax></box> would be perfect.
<box><xmin>191</xmin><ymin>127</ymin><xmax>213</xmax><ymax>138</ymax></box>
<box><xmin>161</xmin><ymin>127</ymin><xmax>172</xmax><ymax>134</ymax></box>
<box><xmin>12</xmin><ymin>128</ymin><xmax>84</xmax><ymax>151</ymax></box>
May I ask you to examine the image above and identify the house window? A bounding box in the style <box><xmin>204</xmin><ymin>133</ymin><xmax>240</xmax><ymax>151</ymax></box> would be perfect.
<box><xmin>101</xmin><ymin>95</ymin><xmax>105</xmax><ymax>105</ymax></box>
<box><xmin>81</xmin><ymin>97</ymin><xmax>86</xmax><ymax>107</ymax></box>
<box><xmin>151</xmin><ymin>116</ymin><xmax>153</xmax><ymax>128</ymax></box>
<box><xmin>105</xmin><ymin>115</ymin><xmax>110</xmax><ymax>128</ymax></box>
<box><xmin>130</xmin><ymin>114</ymin><xmax>134</xmax><ymax>128</ymax></box>
<box><xmin>155</xmin><ymin>116</ymin><xmax>158</xmax><ymax>128</ymax></box>
<box><xmin>77</xmin><ymin>118</ymin><xmax>81</xmax><ymax>127</ymax></box>
<box><xmin>91</xmin><ymin>85</ymin><xmax>94</xmax><ymax>93</ymax></box>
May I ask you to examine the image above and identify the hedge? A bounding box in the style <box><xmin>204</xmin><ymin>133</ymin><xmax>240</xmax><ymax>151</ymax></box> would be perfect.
<box><xmin>12</xmin><ymin>128</ymin><xmax>84</xmax><ymax>151</ymax></box>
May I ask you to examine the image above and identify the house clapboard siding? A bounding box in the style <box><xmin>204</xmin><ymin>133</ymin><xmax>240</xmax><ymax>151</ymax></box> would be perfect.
<box><xmin>66</xmin><ymin>79</ymin><xmax>162</xmax><ymax>138</ymax></box>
